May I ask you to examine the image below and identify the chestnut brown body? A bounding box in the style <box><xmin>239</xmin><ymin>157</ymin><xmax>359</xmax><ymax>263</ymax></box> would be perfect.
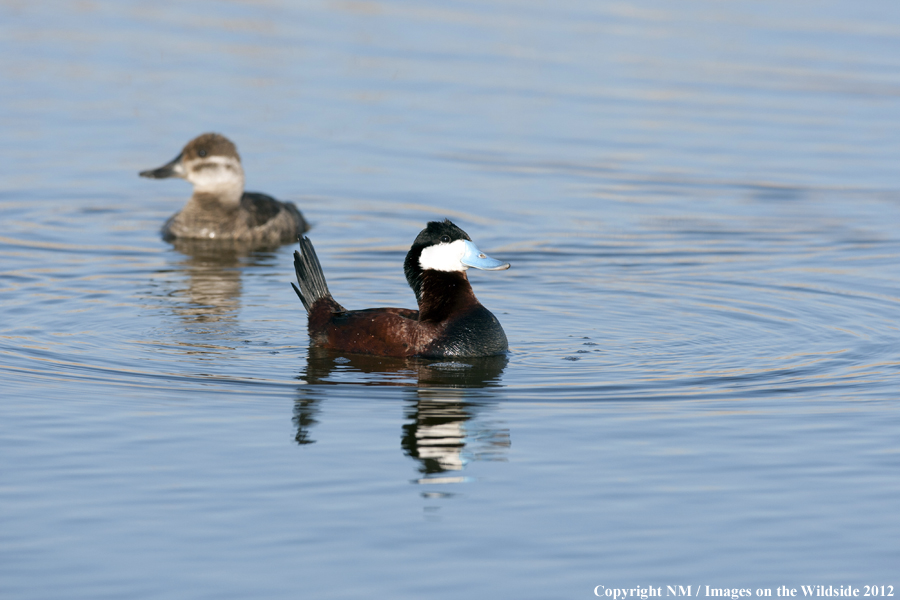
<box><xmin>307</xmin><ymin>271</ymin><xmax>507</xmax><ymax>358</ymax></box>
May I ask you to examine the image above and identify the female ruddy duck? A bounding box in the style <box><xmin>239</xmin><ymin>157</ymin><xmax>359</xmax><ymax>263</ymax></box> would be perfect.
<box><xmin>140</xmin><ymin>133</ymin><xmax>309</xmax><ymax>245</ymax></box>
<box><xmin>292</xmin><ymin>220</ymin><xmax>510</xmax><ymax>358</ymax></box>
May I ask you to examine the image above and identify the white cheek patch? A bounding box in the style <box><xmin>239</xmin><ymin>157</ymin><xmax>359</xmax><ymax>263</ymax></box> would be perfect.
<box><xmin>419</xmin><ymin>239</ymin><xmax>469</xmax><ymax>272</ymax></box>
<box><xmin>184</xmin><ymin>156</ymin><xmax>244</xmax><ymax>194</ymax></box>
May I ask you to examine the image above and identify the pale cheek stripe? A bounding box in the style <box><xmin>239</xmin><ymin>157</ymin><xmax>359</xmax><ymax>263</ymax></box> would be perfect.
<box><xmin>185</xmin><ymin>157</ymin><xmax>244</xmax><ymax>192</ymax></box>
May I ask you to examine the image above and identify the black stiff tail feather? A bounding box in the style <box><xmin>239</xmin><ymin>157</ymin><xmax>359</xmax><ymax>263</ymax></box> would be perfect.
<box><xmin>292</xmin><ymin>236</ymin><xmax>333</xmax><ymax>313</ymax></box>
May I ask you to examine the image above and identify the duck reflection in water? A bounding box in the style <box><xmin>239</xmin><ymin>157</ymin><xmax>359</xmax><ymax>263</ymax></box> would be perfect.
<box><xmin>156</xmin><ymin>239</ymin><xmax>276</xmax><ymax>342</ymax></box>
<box><xmin>294</xmin><ymin>348</ymin><xmax>510</xmax><ymax>481</ymax></box>
<box><xmin>402</xmin><ymin>385</ymin><xmax>511</xmax><ymax>481</ymax></box>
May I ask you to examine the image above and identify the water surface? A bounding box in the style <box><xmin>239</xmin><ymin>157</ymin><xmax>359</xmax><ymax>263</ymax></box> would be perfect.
<box><xmin>2</xmin><ymin>1</ymin><xmax>899</xmax><ymax>598</ymax></box>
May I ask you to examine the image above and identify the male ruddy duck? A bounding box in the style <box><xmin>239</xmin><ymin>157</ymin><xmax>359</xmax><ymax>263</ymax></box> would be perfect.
<box><xmin>139</xmin><ymin>133</ymin><xmax>309</xmax><ymax>245</ymax></box>
<box><xmin>292</xmin><ymin>220</ymin><xmax>510</xmax><ymax>358</ymax></box>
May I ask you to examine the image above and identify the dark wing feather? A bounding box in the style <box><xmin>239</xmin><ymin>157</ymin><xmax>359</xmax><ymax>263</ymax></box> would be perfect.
<box><xmin>241</xmin><ymin>192</ymin><xmax>309</xmax><ymax>234</ymax></box>
<box><xmin>241</xmin><ymin>192</ymin><xmax>285</xmax><ymax>228</ymax></box>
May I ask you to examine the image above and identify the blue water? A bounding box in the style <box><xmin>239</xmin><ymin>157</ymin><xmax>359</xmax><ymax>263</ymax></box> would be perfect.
<box><xmin>2</xmin><ymin>1</ymin><xmax>899</xmax><ymax>598</ymax></box>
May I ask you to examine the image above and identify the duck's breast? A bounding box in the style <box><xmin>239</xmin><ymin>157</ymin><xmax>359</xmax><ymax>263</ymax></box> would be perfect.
<box><xmin>420</xmin><ymin>305</ymin><xmax>508</xmax><ymax>358</ymax></box>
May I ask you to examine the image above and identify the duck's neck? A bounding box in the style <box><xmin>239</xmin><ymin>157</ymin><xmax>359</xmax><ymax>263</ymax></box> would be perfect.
<box><xmin>415</xmin><ymin>270</ymin><xmax>478</xmax><ymax>322</ymax></box>
<box><xmin>187</xmin><ymin>189</ymin><xmax>244</xmax><ymax>213</ymax></box>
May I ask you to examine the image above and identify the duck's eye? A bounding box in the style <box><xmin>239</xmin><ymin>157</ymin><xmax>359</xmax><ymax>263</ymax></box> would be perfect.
<box><xmin>198</xmin><ymin>149</ymin><xmax>208</xmax><ymax>158</ymax></box>
<box><xmin>440</xmin><ymin>235</ymin><xmax>450</xmax><ymax>243</ymax></box>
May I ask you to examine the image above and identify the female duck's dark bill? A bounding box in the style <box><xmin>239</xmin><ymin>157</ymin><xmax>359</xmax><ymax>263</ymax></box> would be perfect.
<box><xmin>139</xmin><ymin>153</ymin><xmax>184</xmax><ymax>179</ymax></box>
<box><xmin>460</xmin><ymin>240</ymin><xmax>510</xmax><ymax>271</ymax></box>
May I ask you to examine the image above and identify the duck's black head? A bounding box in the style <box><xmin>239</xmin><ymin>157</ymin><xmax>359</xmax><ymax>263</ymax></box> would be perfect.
<box><xmin>404</xmin><ymin>219</ymin><xmax>509</xmax><ymax>302</ymax></box>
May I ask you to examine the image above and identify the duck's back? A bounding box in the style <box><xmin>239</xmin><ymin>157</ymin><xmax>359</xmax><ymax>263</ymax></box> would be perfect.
<box><xmin>308</xmin><ymin>302</ymin><xmax>507</xmax><ymax>359</ymax></box>
<box><xmin>163</xmin><ymin>192</ymin><xmax>308</xmax><ymax>244</ymax></box>
<box><xmin>240</xmin><ymin>192</ymin><xmax>309</xmax><ymax>243</ymax></box>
